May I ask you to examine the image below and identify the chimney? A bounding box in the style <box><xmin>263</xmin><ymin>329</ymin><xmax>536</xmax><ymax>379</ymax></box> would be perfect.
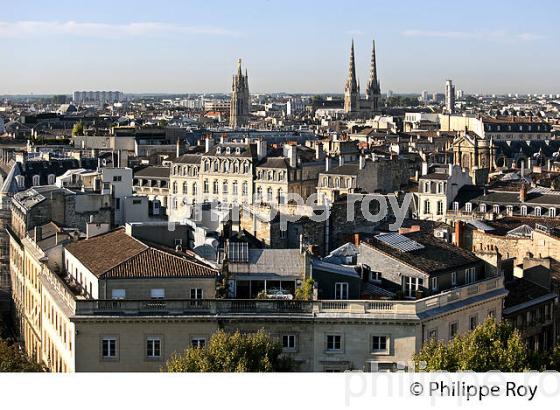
<box><xmin>285</xmin><ymin>144</ymin><xmax>297</xmax><ymax>168</ymax></box>
<box><xmin>454</xmin><ymin>221</ymin><xmax>463</xmax><ymax>248</ymax></box>
<box><xmin>116</xmin><ymin>150</ymin><xmax>121</xmax><ymax>167</ymax></box>
<box><xmin>220</xmin><ymin>133</ymin><xmax>226</xmax><ymax>144</ymax></box>
<box><xmin>353</xmin><ymin>233</ymin><xmax>360</xmax><ymax>246</ymax></box>
<box><xmin>520</xmin><ymin>182</ymin><xmax>527</xmax><ymax>203</ymax></box>
<box><xmin>359</xmin><ymin>155</ymin><xmax>365</xmax><ymax>170</ymax></box>
<box><xmin>205</xmin><ymin>135</ymin><xmax>213</xmax><ymax>153</ymax></box>
<box><xmin>257</xmin><ymin>139</ymin><xmax>267</xmax><ymax>160</ymax></box>
<box><xmin>34</xmin><ymin>226</ymin><xmax>42</xmax><ymax>243</ymax></box>
<box><xmin>176</xmin><ymin>138</ymin><xmax>181</xmax><ymax>158</ymax></box>
<box><xmin>520</xmin><ymin>161</ymin><xmax>525</xmax><ymax>178</ymax></box>
<box><xmin>448</xmin><ymin>163</ymin><xmax>453</xmax><ymax>176</ymax></box>
<box><xmin>421</xmin><ymin>161</ymin><xmax>428</xmax><ymax>176</ymax></box>
<box><xmin>548</xmin><ymin>159</ymin><xmax>552</xmax><ymax>171</ymax></box>
<box><xmin>325</xmin><ymin>156</ymin><xmax>330</xmax><ymax>172</ymax></box>
<box><xmin>315</xmin><ymin>143</ymin><xmax>322</xmax><ymax>160</ymax></box>
<box><xmin>339</xmin><ymin>155</ymin><xmax>344</xmax><ymax>167</ymax></box>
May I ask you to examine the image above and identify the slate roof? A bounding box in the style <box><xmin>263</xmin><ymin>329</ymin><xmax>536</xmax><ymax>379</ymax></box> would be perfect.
<box><xmin>363</xmin><ymin>232</ymin><xmax>481</xmax><ymax>276</ymax></box>
<box><xmin>134</xmin><ymin>166</ymin><xmax>170</xmax><ymax>179</ymax></box>
<box><xmin>419</xmin><ymin>172</ymin><xmax>448</xmax><ymax>181</ymax></box>
<box><xmin>227</xmin><ymin>249</ymin><xmax>306</xmax><ymax>278</ymax></box>
<box><xmin>504</xmin><ymin>278</ymin><xmax>555</xmax><ymax>312</ymax></box>
<box><xmin>257</xmin><ymin>157</ymin><xmax>289</xmax><ymax>169</ymax></box>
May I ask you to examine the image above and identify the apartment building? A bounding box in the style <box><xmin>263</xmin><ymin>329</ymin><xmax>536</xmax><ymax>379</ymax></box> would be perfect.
<box><xmin>7</xmin><ymin>222</ymin><xmax>507</xmax><ymax>372</ymax></box>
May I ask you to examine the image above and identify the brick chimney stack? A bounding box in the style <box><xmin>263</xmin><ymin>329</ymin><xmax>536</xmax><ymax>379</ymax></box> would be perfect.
<box><xmin>520</xmin><ymin>182</ymin><xmax>527</xmax><ymax>203</ymax></box>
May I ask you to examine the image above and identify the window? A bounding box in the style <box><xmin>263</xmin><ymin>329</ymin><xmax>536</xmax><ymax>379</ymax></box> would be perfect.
<box><xmin>150</xmin><ymin>289</ymin><xmax>165</xmax><ymax>299</ymax></box>
<box><xmin>453</xmin><ymin>201</ymin><xmax>459</xmax><ymax>212</ymax></box>
<box><xmin>232</xmin><ymin>180</ymin><xmax>238</xmax><ymax>195</ymax></box>
<box><xmin>465</xmin><ymin>267</ymin><xmax>476</xmax><ymax>284</ymax></box>
<box><xmin>550</xmin><ymin>208</ymin><xmax>556</xmax><ymax>218</ymax></box>
<box><xmin>465</xmin><ymin>202</ymin><xmax>472</xmax><ymax>213</ymax></box>
<box><xmin>267</xmin><ymin>187</ymin><xmax>273</xmax><ymax>202</ymax></box>
<box><xmin>146</xmin><ymin>337</ymin><xmax>161</xmax><ymax>358</ymax></box>
<box><xmin>113</xmin><ymin>175</ymin><xmax>122</xmax><ymax>182</ymax></box>
<box><xmin>191</xmin><ymin>337</ymin><xmax>206</xmax><ymax>349</ymax></box>
<box><xmin>203</xmin><ymin>179</ymin><xmax>209</xmax><ymax>193</ymax></box>
<box><xmin>334</xmin><ymin>282</ymin><xmax>349</xmax><ymax>300</ymax></box>
<box><xmin>282</xmin><ymin>335</ymin><xmax>296</xmax><ymax>351</ymax></box>
<box><xmin>480</xmin><ymin>203</ymin><xmax>486</xmax><ymax>213</ymax></box>
<box><xmin>403</xmin><ymin>276</ymin><xmax>423</xmax><ymax>298</ymax></box>
<box><xmin>111</xmin><ymin>289</ymin><xmax>125</xmax><ymax>300</ymax></box>
<box><xmin>213</xmin><ymin>180</ymin><xmax>219</xmax><ymax>194</ymax></box>
<box><xmin>242</xmin><ymin>182</ymin><xmax>248</xmax><ymax>196</ymax></box>
<box><xmin>371</xmin><ymin>336</ymin><xmax>387</xmax><ymax>353</ymax></box>
<box><xmin>521</xmin><ymin>205</ymin><xmax>527</xmax><ymax>216</ymax></box>
<box><xmin>423</xmin><ymin>200</ymin><xmax>430</xmax><ymax>214</ymax></box>
<box><xmin>469</xmin><ymin>315</ymin><xmax>478</xmax><ymax>331</ymax></box>
<box><xmin>535</xmin><ymin>207</ymin><xmax>541</xmax><ymax>217</ymax></box>
<box><xmin>493</xmin><ymin>204</ymin><xmax>500</xmax><ymax>214</ymax></box>
<box><xmin>32</xmin><ymin>175</ymin><xmax>40</xmax><ymax>186</ymax></box>
<box><xmin>47</xmin><ymin>174</ymin><xmax>55</xmax><ymax>185</ymax></box>
<box><xmin>427</xmin><ymin>329</ymin><xmax>438</xmax><ymax>340</ymax></box>
<box><xmin>190</xmin><ymin>288</ymin><xmax>203</xmax><ymax>299</ymax></box>
<box><xmin>431</xmin><ymin>277</ymin><xmax>438</xmax><ymax>292</ymax></box>
<box><xmin>101</xmin><ymin>337</ymin><xmax>117</xmax><ymax>359</ymax></box>
<box><xmin>488</xmin><ymin>309</ymin><xmax>496</xmax><ymax>319</ymax></box>
<box><xmin>222</xmin><ymin>181</ymin><xmax>228</xmax><ymax>194</ymax></box>
<box><xmin>369</xmin><ymin>271</ymin><xmax>382</xmax><ymax>283</ymax></box>
<box><xmin>115</xmin><ymin>198</ymin><xmax>120</xmax><ymax>210</ymax></box>
<box><xmin>449</xmin><ymin>322</ymin><xmax>458</xmax><ymax>338</ymax></box>
<box><xmin>326</xmin><ymin>335</ymin><xmax>342</xmax><ymax>352</ymax></box>
<box><xmin>451</xmin><ymin>272</ymin><xmax>457</xmax><ymax>286</ymax></box>
<box><xmin>436</xmin><ymin>201</ymin><xmax>444</xmax><ymax>215</ymax></box>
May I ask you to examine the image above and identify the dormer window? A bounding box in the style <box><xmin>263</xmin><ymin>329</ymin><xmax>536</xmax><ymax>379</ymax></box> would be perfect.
<box><xmin>550</xmin><ymin>208</ymin><xmax>556</xmax><ymax>218</ymax></box>
<box><xmin>480</xmin><ymin>203</ymin><xmax>487</xmax><ymax>213</ymax></box>
<box><xmin>226</xmin><ymin>147</ymin><xmax>231</xmax><ymax>154</ymax></box>
<box><xmin>465</xmin><ymin>202</ymin><xmax>472</xmax><ymax>213</ymax></box>
<box><xmin>535</xmin><ymin>207</ymin><xmax>541</xmax><ymax>217</ymax></box>
<box><xmin>235</xmin><ymin>147</ymin><xmax>241</xmax><ymax>154</ymax></box>
<box><xmin>32</xmin><ymin>175</ymin><xmax>40</xmax><ymax>186</ymax></box>
<box><xmin>521</xmin><ymin>206</ymin><xmax>527</xmax><ymax>216</ymax></box>
<box><xmin>216</xmin><ymin>147</ymin><xmax>221</xmax><ymax>155</ymax></box>
<box><xmin>493</xmin><ymin>205</ymin><xmax>500</xmax><ymax>214</ymax></box>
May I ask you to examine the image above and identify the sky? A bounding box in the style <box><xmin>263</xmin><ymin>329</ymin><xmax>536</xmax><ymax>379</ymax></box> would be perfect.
<box><xmin>1</xmin><ymin>0</ymin><xmax>559</xmax><ymax>95</ymax></box>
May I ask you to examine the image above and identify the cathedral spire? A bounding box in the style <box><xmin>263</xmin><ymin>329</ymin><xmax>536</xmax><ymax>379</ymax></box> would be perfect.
<box><xmin>367</xmin><ymin>40</ymin><xmax>380</xmax><ymax>95</ymax></box>
<box><xmin>365</xmin><ymin>39</ymin><xmax>380</xmax><ymax>111</ymax></box>
<box><xmin>344</xmin><ymin>40</ymin><xmax>360</xmax><ymax>114</ymax></box>
<box><xmin>346</xmin><ymin>39</ymin><xmax>358</xmax><ymax>93</ymax></box>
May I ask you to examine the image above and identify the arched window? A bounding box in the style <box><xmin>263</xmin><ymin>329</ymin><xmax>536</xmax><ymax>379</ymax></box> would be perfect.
<box><xmin>182</xmin><ymin>181</ymin><xmax>188</xmax><ymax>194</ymax></box>
<box><xmin>267</xmin><ymin>187</ymin><xmax>273</xmax><ymax>202</ymax></box>
<box><xmin>213</xmin><ymin>180</ymin><xmax>219</xmax><ymax>194</ymax></box>
<box><xmin>192</xmin><ymin>183</ymin><xmax>197</xmax><ymax>196</ymax></box>
<box><xmin>47</xmin><ymin>174</ymin><xmax>56</xmax><ymax>185</ymax></box>
<box><xmin>521</xmin><ymin>205</ymin><xmax>527</xmax><ymax>216</ymax></box>
<box><xmin>172</xmin><ymin>181</ymin><xmax>178</xmax><ymax>194</ymax></box>
<box><xmin>256</xmin><ymin>187</ymin><xmax>263</xmax><ymax>201</ymax></box>
<box><xmin>32</xmin><ymin>175</ymin><xmax>40</xmax><ymax>186</ymax></box>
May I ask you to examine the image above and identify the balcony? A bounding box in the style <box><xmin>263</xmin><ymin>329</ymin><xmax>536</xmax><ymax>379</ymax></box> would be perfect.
<box><xmin>73</xmin><ymin>277</ymin><xmax>504</xmax><ymax>318</ymax></box>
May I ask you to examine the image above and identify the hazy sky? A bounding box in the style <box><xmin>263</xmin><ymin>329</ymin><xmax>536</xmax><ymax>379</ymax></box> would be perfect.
<box><xmin>1</xmin><ymin>0</ymin><xmax>559</xmax><ymax>95</ymax></box>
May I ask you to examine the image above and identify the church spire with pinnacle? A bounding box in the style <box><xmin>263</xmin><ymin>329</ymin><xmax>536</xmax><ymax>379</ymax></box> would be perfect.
<box><xmin>366</xmin><ymin>39</ymin><xmax>381</xmax><ymax>111</ymax></box>
<box><xmin>344</xmin><ymin>40</ymin><xmax>360</xmax><ymax>114</ymax></box>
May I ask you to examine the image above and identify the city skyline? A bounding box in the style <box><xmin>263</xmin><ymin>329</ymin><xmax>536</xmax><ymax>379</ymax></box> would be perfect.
<box><xmin>1</xmin><ymin>0</ymin><xmax>559</xmax><ymax>95</ymax></box>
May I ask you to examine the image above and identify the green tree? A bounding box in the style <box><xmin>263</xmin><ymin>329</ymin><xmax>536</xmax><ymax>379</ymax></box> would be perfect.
<box><xmin>71</xmin><ymin>121</ymin><xmax>84</xmax><ymax>137</ymax></box>
<box><xmin>164</xmin><ymin>329</ymin><xmax>294</xmax><ymax>372</ymax></box>
<box><xmin>0</xmin><ymin>340</ymin><xmax>44</xmax><ymax>372</ymax></box>
<box><xmin>295</xmin><ymin>278</ymin><xmax>314</xmax><ymax>301</ymax></box>
<box><xmin>414</xmin><ymin>319</ymin><xmax>528</xmax><ymax>372</ymax></box>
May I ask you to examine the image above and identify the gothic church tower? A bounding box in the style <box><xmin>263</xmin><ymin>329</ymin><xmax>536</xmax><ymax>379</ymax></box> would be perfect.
<box><xmin>230</xmin><ymin>58</ymin><xmax>250</xmax><ymax>128</ymax></box>
<box><xmin>344</xmin><ymin>40</ymin><xmax>360</xmax><ymax>114</ymax></box>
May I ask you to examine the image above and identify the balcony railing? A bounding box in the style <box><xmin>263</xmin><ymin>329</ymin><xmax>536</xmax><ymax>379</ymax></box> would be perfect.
<box><xmin>73</xmin><ymin>277</ymin><xmax>504</xmax><ymax>317</ymax></box>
